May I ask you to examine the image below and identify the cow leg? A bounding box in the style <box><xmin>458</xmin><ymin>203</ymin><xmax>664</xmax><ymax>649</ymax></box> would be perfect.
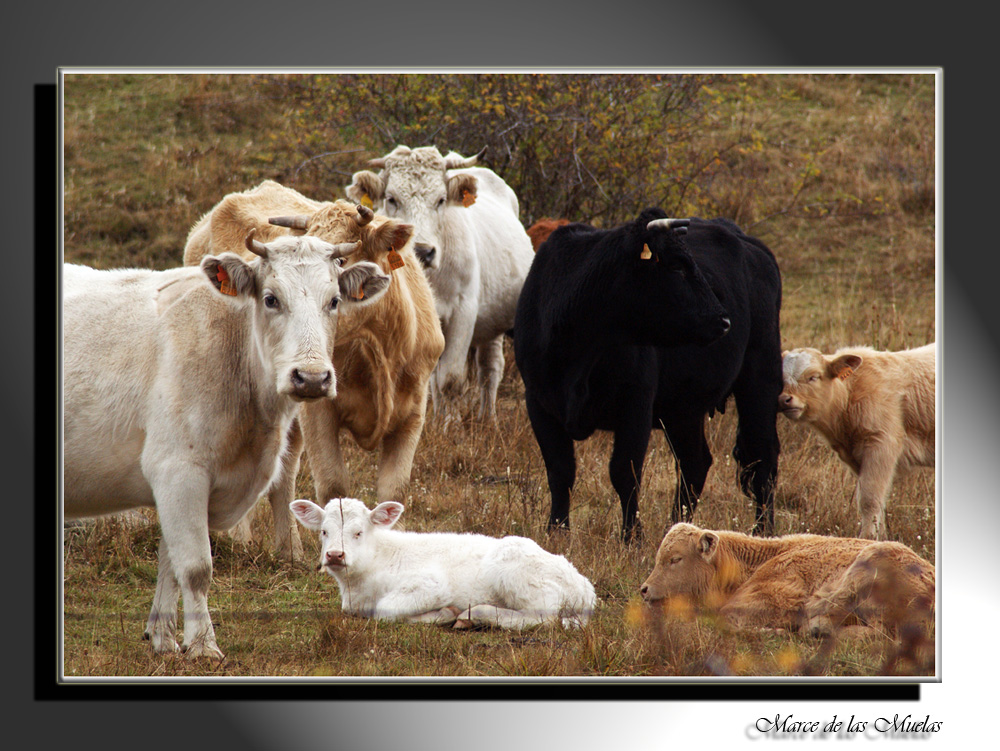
<box><xmin>299</xmin><ymin>399</ymin><xmax>351</xmax><ymax>504</ymax></box>
<box><xmin>146</xmin><ymin>464</ymin><xmax>222</xmax><ymax>659</ymax></box>
<box><xmin>475</xmin><ymin>335</ymin><xmax>505</xmax><ymax>422</ymax></box>
<box><xmin>853</xmin><ymin>439</ymin><xmax>902</xmax><ymax>539</ymax></box>
<box><xmin>525</xmin><ymin>393</ymin><xmax>576</xmax><ymax>531</ymax></box>
<box><xmin>661</xmin><ymin>414</ymin><xmax>712</xmax><ymax>528</ymax></box>
<box><xmin>453</xmin><ymin>604</ymin><xmax>550</xmax><ymax>630</ymax></box>
<box><xmin>377</xmin><ymin>408</ymin><xmax>425</xmax><ymax>502</ymax></box>
<box><xmin>266</xmin><ymin>419</ymin><xmax>305</xmax><ymax>562</ymax></box>
<box><xmin>144</xmin><ymin>537</ymin><xmax>180</xmax><ymax>653</ymax></box>
<box><xmin>608</xmin><ymin>420</ymin><xmax>652</xmax><ymax>543</ymax></box>
<box><xmin>731</xmin><ymin>357</ymin><xmax>781</xmax><ymax>535</ymax></box>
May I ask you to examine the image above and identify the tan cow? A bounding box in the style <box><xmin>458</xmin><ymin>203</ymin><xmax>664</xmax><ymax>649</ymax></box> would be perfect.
<box><xmin>640</xmin><ymin>523</ymin><xmax>935</xmax><ymax>638</ymax></box>
<box><xmin>526</xmin><ymin>217</ymin><xmax>570</xmax><ymax>252</ymax></box>
<box><xmin>778</xmin><ymin>343</ymin><xmax>935</xmax><ymax>539</ymax></box>
<box><xmin>185</xmin><ymin>181</ymin><xmax>445</xmax><ymax>560</ymax></box>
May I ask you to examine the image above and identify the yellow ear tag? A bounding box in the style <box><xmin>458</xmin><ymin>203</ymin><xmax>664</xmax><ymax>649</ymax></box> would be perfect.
<box><xmin>216</xmin><ymin>267</ymin><xmax>237</xmax><ymax>296</ymax></box>
<box><xmin>361</xmin><ymin>193</ymin><xmax>373</xmax><ymax>209</ymax></box>
<box><xmin>838</xmin><ymin>367</ymin><xmax>853</xmax><ymax>381</ymax></box>
<box><xmin>387</xmin><ymin>248</ymin><xmax>404</xmax><ymax>271</ymax></box>
<box><xmin>462</xmin><ymin>190</ymin><xmax>476</xmax><ymax>207</ymax></box>
<box><xmin>640</xmin><ymin>244</ymin><xmax>653</xmax><ymax>260</ymax></box>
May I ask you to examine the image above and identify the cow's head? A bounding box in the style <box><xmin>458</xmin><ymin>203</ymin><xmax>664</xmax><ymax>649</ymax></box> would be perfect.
<box><xmin>290</xmin><ymin>497</ymin><xmax>404</xmax><ymax>575</ymax></box>
<box><xmin>346</xmin><ymin>145</ymin><xmax>484</xmax><ymax>270</ymax></box>
<box><xmin>269</xmin><ymin>200</ymin><xmax>415</xmax><ymax>278</ymax></box>
<box><xmin>639</xmin><ymin>522</ymin><xmax>727</xmax><ymax>604</ymax></box>
<box><xmin>618</xmin><ymin>210</ymin><xmax>731</xmax><ymax>347</ymax></box>
<box><xmin>200</xmin><ymin>232</ymin><xmax>390</xmax><ymax>401</ymax></box>
<box><xmin>778</xmin><ymin>347</ymin><xmax>862</xmax><ymax>422</ymax></box>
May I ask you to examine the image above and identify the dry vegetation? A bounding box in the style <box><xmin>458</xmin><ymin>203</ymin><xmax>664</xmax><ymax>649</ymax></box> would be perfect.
<box><xmin>61</xmin><ymin>72</ymin><xmax>936</xmax><ymax>679</ymax></box>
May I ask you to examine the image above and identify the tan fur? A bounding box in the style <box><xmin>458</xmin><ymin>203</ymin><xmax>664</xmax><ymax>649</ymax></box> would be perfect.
<box><xmin>526</xmin><ymin>217</ymin><xmax>569</xmax><ymax>252</ymax></box>
<box><xmin>641</xmin><ymin>523</ymin><xmax>935</xmax><ymax>638</ymax></box>
<box><xmin>184</xmin><ymin>181</ymin><xmax>445</xmax><ymax>560</ymax></box>
<box><xmin>779</xmin><ymin>343</ymin><xmax>935</xmax><ymax>538</ymax></box>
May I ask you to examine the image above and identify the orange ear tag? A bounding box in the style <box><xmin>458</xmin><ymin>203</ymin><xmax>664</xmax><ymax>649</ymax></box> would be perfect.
<box><xmin>354</xmin><ymin>287</ymin><xmax>365</xmax><ymax>300</ymax></box>
<box><xmin>361</xmin><ymin>193</ymin><xmax>374</xmax><ymax>209</ymax></box>
<box><xmin>216</xmin><ymin>267</ymin><xmax>237</xmax><ymax>296</ymax></box>
<box><xmin>387</xmin><ymin>248</ymin><xmax>405</xmax><ymax>271</ymax></box>
<box><xmin>462</xmin><ymin>190</ymin><xmax>476</xmax><ymax>207</ymax></box>
<box><xmin>838</xmin><ymin>368</ymin><xmax>853</xmax><ymax>381</ymax></box>
<box><xmin>640</xmin><ymin>244</ymin><xmax>653</xmax><ymax>260</ymax></box>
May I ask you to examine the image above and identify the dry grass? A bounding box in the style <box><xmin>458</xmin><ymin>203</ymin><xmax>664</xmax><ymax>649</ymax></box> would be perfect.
<box><xmin>61</xmin><ymin>72</ymin><xmax>936</xmax><ymax>679</ymax></box>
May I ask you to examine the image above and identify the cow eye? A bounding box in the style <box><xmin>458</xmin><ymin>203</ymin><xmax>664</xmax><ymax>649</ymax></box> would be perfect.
<box><xmin>353</xmin><ymin>531</ymin><xmax>362</xmax><ymax>539</ymax></box>
<box><xmin>670</xmin><ymin>556</ymin><xmax>682</xmax><ymax>565</ymax></box>
<box><xmin>436</xmin><ymin>197</ymin><xmax>445</xmax><ymax>209</ymax></box>
<box><xmin>329</xmin><ymin>297</ymin><xmax>340</xmax><ymax>311</ymax></box>
<box><xmin>320</xmin><ymin>530</ymin><xmax>327</xmax><ymax>538</ymax></box>
<box><xmin>386</xmin><ymin>196</ymin><xmax>397</xmax><ymax>207</ymax></box>
<box><xmin>808</xmin><ymin>375</ymin><xmax>820</xmax><ymax>383</ymax></box>
<box><xmin>264</xmin><ymin>293</ymin><xmax>280</xmax><ymax>309</ymax></box>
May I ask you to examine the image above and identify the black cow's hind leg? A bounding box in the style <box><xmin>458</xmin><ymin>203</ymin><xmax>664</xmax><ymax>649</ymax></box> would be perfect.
<box><xmin>525</xmin><ymin>394</ymin><xmax>577</xmax><ymax>532</ymax></box>
<box><xmin>731</xmin><ymin>353</ymin><xmax>781</xmax><ymax>536</ymax></box>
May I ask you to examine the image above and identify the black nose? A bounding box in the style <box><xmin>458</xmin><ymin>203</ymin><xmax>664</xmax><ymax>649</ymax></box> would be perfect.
<box><xmin>414</xmin><ymin>243</ymin><xmax>436</xmax><ymax>267</ymax></box>
<box><xmin>291</xmin><ymin>369</ymin><xmax>333</xmax><ymax>399</ymax></box>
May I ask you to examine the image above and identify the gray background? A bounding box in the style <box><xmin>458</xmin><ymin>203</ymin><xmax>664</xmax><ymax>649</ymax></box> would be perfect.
<box><xmin>17</xmin><ymin>0</ymin><xmax>991</xmax><ymax>747</ymax></box>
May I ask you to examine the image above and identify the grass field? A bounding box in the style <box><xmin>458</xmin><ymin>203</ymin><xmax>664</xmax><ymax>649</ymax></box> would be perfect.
<box><xmin>60</xmin><ymin>72</ymin><xmax>937</xmax><ymax>679</ymax></box>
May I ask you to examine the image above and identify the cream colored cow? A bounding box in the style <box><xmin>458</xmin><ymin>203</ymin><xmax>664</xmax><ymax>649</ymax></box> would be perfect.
<box><xmin>779</xmin><ymin>343</ymin><xmax>935</xmax><ymax>539</ymax></box>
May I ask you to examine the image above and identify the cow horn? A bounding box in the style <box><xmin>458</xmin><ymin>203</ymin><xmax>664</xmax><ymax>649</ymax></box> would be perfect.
<box><xmin>328</xmin><ymin>241</ymin><xmax>361</xmax><ymax>260</ymax></box>
<box><xmin>443</xmin><ymin>147</ymin><xmax>486</xmax><ymax>170</ymax></box>
<box><xmin>368</xmin><ymin>157</ymin><xmax>386</xmax><ymax>169</ymax></box>
<box><xmin>245</xmin><ymin>228</ymin><xmax>269</xmax><ymax>258</ymax></box>
<box><xmin>269</xmin><ymin>215</ymin><xmax>311</xmax><ymax>230</ymax></box>
<box><xmin>646</xmin><ymin>217</ymin><xmax>691</xmax><ymax>234</ymax></box>
<box><xmin>355</xmin><ymin>205</ymin><xmax>374</xmax><ymax>226</ymax></box>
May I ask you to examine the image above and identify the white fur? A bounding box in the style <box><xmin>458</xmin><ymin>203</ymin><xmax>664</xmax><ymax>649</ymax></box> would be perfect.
<box><xmin>292</xmin><ymin>497</ymin><xmax>596</xmax><ymax>629</ymax></box>
<box><xmin>348</xmin><ymin>147</ymin><xmax>535</xmax><ymax>420</ymax></box>
<box><xmin>62</xmin><ymin>237</ymin><xmax>389</xmax><ymax>659</ymax></box>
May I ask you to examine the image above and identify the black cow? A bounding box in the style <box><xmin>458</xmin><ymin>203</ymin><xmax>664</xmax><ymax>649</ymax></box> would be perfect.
<box><xmin>513</xmin><ymin>208</ymin><xmax>782</xmax><ymax>542</ymax></box>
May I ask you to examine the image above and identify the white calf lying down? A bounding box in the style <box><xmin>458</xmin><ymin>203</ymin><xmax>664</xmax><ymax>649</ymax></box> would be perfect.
<box><xmin>291</xmin><ymin>497</ymin><xmax>596</xmax><ymax>629</ymax></box>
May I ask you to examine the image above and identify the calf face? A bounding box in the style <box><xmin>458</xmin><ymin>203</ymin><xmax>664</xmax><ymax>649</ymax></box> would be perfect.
<box><xmin>291</xmin><ymin>497</ymin><xmax>404</xmax><ymax>574</ymax></box>
<box><xmin>639</xmin><ymin>523</ymin><xmax>721</xmax><ymax>602</ymax></box>
<box><xmin>347</xmin><ymin>146</ymin><xmax>481</xmax><ymax>272</ymax></box>
<box><xmin>200</xmin><ymin>235</ymin><xmax>390</xmax><ymax>401</ymax></box>
<box><xmin>778</xmin><ymin>347</ymin><xmax>862</xmax><ymax>423</ymax></box>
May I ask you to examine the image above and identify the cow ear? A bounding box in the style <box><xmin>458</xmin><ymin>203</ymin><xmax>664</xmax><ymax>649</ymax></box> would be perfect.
<box><xmin>829</xmin><ymin>354</ymin><xmax>863</xmax><ymax>380</ymax></box>
<box><xmin>370</xmin><ymin>501</ymin><xmax>404</xmax><ymax>528</ymax></box>
<box><xmin>339</xmin><ymin>260</ymin><xmax>390</xmax><ymax>306</ymax></box>
<box><xmin>368</xmin><ymin>220</ymin><xmax>414</xmax><ymax>256</ymax></box>
<box><xmin>446</xmin><ymin>172</ymin><xmax>478</xmax><ymax>207</ymax></box>
<box><xmin>698</xmin><ymin>532</ymin><xmax>719</xmax><ymax>560</ymax></box>
<box><xmin>290</xmin><ymin>500</ymin><xmax>325</xmax><ymax>530</ymax></box>
<box><xmin>346</xmin><ymin>171</ymin><xmax>385</xmax><ymax>206</ymax></box>
<box><xmin>201</xmin><ymin>253</ymin><xmax>255</xmax><ymax>299</ymax></box>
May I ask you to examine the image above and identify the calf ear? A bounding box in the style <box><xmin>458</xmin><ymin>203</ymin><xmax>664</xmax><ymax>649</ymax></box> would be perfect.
<box><xmin>290</xmin><ymin>500</ymin><xmax>325</xmax><ymax>530</ymax></box>
<box><xmin>446</xmin><ymin>172</ymin><xmax>478</xmax><ymax>207</ymax></box>
<box><xmin>346</xmin><ymin>171</ymin><xmax>385</xmax><ymax>207</ymax></box>
<box><xmin>339</xmin><ymin>261</ymin><xmax>391</xmax><ymax>306</ymax></box>
<box><xmin>829</xmin><ymin>353</ymin><xmax>863</xmax><ymax>380</ymax></box>
<box><xmin>370</xmin><ymin>501</ymin><xmax>404</xmax><ymax>528</ymax></box>
<box><xmin>201</xmin><ymin>253</ymin><xmax>255</xmax><ymax>299</ymax></box>
<box><xmin>367</xmin><ymin>220</ymin><xmax>414</xmax><ymax>257</ymax></box>
<box><xmin>698</xmin><ymin>532</ymin><xmax>719</xmax><ymax>560</ymax></box>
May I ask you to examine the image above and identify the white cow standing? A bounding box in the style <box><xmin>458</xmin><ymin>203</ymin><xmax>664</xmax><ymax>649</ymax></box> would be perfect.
<box><xmin>347</xmin><ymin>145</ymin><xmax>534</xmax><ymax>421</ymax></box>
<box><xmin>63</xmin><ymin>233</ymin><xmax>390</xmax><ymax>659</ymax></box>
<box><xmin>291</xmin><ymin>497</ymin><xmax>597</xmax><ymax>630</ymax></box>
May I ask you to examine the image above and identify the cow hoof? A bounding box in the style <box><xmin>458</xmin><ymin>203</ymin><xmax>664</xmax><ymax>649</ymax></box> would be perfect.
<box><xmin>181</xmin><ymin>639</ymin><xmax>225</xmax><ymax>661</ymax></box>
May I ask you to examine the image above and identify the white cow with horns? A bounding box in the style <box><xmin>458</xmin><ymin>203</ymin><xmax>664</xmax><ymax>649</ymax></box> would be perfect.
<box><xmin>62</xmin><ymin>232</ymin><xmax>390</xmax><ymax>659</ymax></box>
<box><xmin>347</xmin><ymin>145</ymin><xmax>534</xmax><ymax>420</ymax></box>
<box><xmin>292</xmin><ymin>497</ymin><xmax>597</xmax><ymax>629</ymax></box>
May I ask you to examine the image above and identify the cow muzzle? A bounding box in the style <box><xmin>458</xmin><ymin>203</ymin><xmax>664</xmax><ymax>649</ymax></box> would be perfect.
<box><xmin>290</xmin><ymin>368</ymin><xmax>334</xmax><ymax>400</ymax></box>
<box><xmin>777</xmin><ymin>392</ymin><xmax>803</xmax><ymax>419</ymax></box>
<box><xmin>323</xmin><ymin>549</ymin><xmax>346</xmax><ymax>570</ymax></box>
<box><xmin>413</xmin><ymin>243</ymin><xmax>436</xmax><ymax>268</ymax></box>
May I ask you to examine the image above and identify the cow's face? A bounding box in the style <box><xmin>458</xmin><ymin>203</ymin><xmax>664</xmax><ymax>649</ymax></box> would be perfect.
<box><xmin>290</xmin><ymin>497</ymin><xmax>404</xmax><ymax>574</ymax></box>
<box><xmin>347</xmin><ymin>146</ymin><xmax>479</xmax><ymax>271</ymax></box>
<box><xmin>200</xmin><ymin>235</ymin><xmax>390</xmax><ymax>401</ymax></box>
<box><xmin>779</xmin><ymin>348</ymin><xmax>862</xmax><ymax>422</ymax></box>
<box><xmin>624</xmin><ymin>220</ymin><xmax>731</xmax><ymax>347</ymax></box>
<box><xmin>639</xmin><ymin>523</ymin><xmax>720</xmax><ymax>603</ymax></box>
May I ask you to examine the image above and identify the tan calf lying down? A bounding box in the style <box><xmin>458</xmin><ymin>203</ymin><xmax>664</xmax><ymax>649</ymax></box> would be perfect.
<box><xmin>640</xmin><ymin>523</ymin><xmax>935</xmax><ymax>638</ymax></box>
<box><xmin>779</xmin><ymin>343</ymin><xmax>935</xmax><ymax>539</ymax></box>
